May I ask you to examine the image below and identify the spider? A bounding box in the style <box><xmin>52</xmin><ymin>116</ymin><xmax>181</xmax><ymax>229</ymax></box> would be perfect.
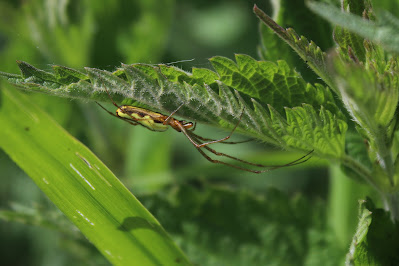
<box><xmin>96</xmin><ymin>85</ymin><xmax>312</xmax><ymax>173</ymax></box>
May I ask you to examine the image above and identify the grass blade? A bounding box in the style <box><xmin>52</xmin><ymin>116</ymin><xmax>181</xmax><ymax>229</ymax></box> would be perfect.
<box><xmin>0</xmin><ymin>85</ymin><xmax>190</xmax><ymax>265</ymax></box>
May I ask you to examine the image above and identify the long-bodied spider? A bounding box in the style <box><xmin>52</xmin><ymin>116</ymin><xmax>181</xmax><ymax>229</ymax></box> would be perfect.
<box><xmin>96</xmin><ymin>85</ymin><xmax>313</xmax><ymax>173</ymax></box>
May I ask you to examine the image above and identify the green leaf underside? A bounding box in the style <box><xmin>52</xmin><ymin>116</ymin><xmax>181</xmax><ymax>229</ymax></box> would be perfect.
<box><xmin>0</xmin><ymin>86</ymin><xmax>191</xmax><ymax>265</ymax></box>
<box><xmin>0</xmin><ymin>57</ymin><xmax>346</xmax><ymax>158</ymax></box>
<box><xmin>346</xmin><ymin>198</ymin><xmax>399</xmax><ymax>265</ymax></box>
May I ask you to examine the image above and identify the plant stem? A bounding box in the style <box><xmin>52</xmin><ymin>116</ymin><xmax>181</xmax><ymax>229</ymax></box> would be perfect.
<box><xmin>328</xmin><ymin>165</ymin><xmax>361</xmax><ymax>248</ymax></box>
<box><xmin>341</xmin><ymin>155</ymin><xmax>379</xmax><ymax>193</ymax></box>
<box><xmin>382</xmin><ymin>192</ymin><xmax>399</xmax><ymax>222</ymax></box>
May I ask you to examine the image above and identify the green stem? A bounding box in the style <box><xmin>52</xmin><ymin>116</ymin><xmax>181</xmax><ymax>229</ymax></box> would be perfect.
<box><xmin>382</xmin><ymin>192</ymin><xmax>399</xmax><ymax>222</ymax></box>
<box><xmin>342</xmin><ymin>154</ymin><xmax>399</xmax><ymax>221</ymax></box>
<box><xmin>328</xmin><ymin>165</ymin><xmax>359</xmax><ymax>247</ymax></box>
<box><xmin>372</xmin><ymin>131</ymin><xmax>394</xmax><ymax>186</ymax></box>
<box><xmin>341</xmin><ymin>155</ymin><xmax>380</xmax><ymax>193</ymax></box>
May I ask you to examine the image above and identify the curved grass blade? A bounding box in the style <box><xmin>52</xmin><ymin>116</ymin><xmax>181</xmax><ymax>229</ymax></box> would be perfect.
<box><xmin>0</xmin><ymin>85</ymin><xmax>191</xmax><ymax>266</ymax></box>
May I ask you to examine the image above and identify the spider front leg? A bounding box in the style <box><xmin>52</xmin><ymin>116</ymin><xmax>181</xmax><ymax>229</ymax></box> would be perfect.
<box><xmin>96</xmin><ymin>102</ymin><xmax>140</xmax><ymax>126</ymax></box>
<box><xmin>164</xmin><ymin>103</ymin><xmax>185</xmax><ymax>125</ymax></box>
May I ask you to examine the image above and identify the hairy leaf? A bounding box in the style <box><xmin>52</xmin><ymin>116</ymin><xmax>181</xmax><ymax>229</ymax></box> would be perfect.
<box><xmin>0</xmin><ymin>58</ymin><xmax>346</xmax><ymax>158</ymax></box>
<box><xmin>258</xmin><ymin>0</ymin><xmax>333</xmax><ymax>83</ymax></box>
<box><xmin>253</xmin><ymin>5</ymin><xmax>336</xmax><ymax>94</ymax></box>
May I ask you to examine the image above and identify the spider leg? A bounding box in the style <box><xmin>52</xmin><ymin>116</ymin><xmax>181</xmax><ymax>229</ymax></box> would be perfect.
<box><xmin>191</xmin><ymin>122</ymin><xmax>197</xmax><ymax>131</ymax></box>
<box><xmin>189</xmin><ymin>130</ymin><xmax>254</xmax><ymax>145</ymax></box>
<box><xmin>99</xmin><ymin>81</ymin><xmax>120</xmax><ymax>108</ymax></box>
<box><xmin>194</xmin><ymin>147</ymin><xmax>270</xmax><ymax>173</ymax></box>
<box><xmin>191</xmin><ymin>110</ymin><xmax>245</xmax><ymax>148</ymax></box>
<box><xmin>202</xmin><ymin>144</ymin><xmax>313</xmax><ymax>169</ymax></box>
<box><xmin>190</xmin><ymin>134</ymin><xmax>313</xmax><ymax>169</ymax></box>
<box><xmin>164</xmin><ymin>103</ymin><xmax>185</xmax><ymax>124</ymax></box>
<box><xmin>195</xmin><ymin>147</ymin><xmax>312</xmax><ymax>173</ymax></box>
<box><xmin>96</xmin><ymin>102</ymin><xmax>140</xmax><ymax>126</ymax></box>
<box><xmin>96</xmin><ymin>102</ymin><xmax>118</xmax><ymax>117</ymax></box>
<box><xmin>177</xmin><ymin>115</ymin><xmax>313</xmax><ymax>171</ymax></box>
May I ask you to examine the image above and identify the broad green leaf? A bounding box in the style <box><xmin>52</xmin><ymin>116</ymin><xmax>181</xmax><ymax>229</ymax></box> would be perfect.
<box><xmin>253</xmin><ymin>5</ymin><xmax>336</xmax><ymax>94</ymax></box>
<box><xmin>346</xmin><ymin>197</ymin><xmax>399</xmax><ymax>265</ymax></box>
<box><xmin>0</xmin><ymin>85</ymin><xmax>191</xmax><ymax>265</ymax></box>
<box><xmin>0</xmin><ymin>59</ymin><xmax>347</xmax><ymax>159</ymax></box>
<box><xmin>209</xmin><ymin>54</ymin><xmax>342</xmax><ymax>118</ymax></box>
<box><xmin>141</xmin><ymin>185</ymin><xmax>345</xmax><ymax>266</ymax></box>
<box><xmin>308</xmin><ymin>1</ymin><xmax>399</xmax><ymax>55</ymax></box>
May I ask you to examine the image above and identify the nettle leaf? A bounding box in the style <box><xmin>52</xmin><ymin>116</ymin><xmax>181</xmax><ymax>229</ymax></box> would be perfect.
<box><xmin>346</xmin><ymin>198</ymin><xmax>399</xmax><ymax>265</ymax></box>
<box><xmin>332</xmin><ymin>0</ymin><xmax>374</xmax><ymax>63</ymax></box>
<box><xmin>331</xmin><ymin>45</ymin><xmax>399</xmax><ymax>184</ymax></box>
<box><xmin>253</xmin><ymin>5</ymin><xmax>335</xmax><ymax>94</ymax></box>
<box><xmin>0</xmin><ymin>58</ymin><xmax>347</xmax><ymax>158</ymax></box>
<box><xmin>141</xmin><ymin>185</ymin><xmax>344</xmax><ymax>266</ymax></box>
<box><xmin>258</xmin><ymin>0</ymin><xmax>333</xmax><ymax>83</ymax></box>
<box><xmin>308</xmin><ymin>1</ymin><xmax>399</xmax><ymax>55</ymax></box>
<box><xmin>209</xmin><ymin>54</ymin><xmax>342</xmax><ymax>117</ymax></box>
<box><xmin>333</xmin><ymin>53</ymin><xmax>399</xmax><ymax>130</ymax></box>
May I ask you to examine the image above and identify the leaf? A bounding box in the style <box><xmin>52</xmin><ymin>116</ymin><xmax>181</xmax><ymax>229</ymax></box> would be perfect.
<box><xmin>253</xmin><ymin>5</ymin><xmax>336</xmax><ymax>94</ymax></box>
<box><xmin>281</xmin><ymin>104</ymin><xmax>347</xmax><ymax>157</ymax></box>
<box><xmin>330</xmin><ymin>48</ymin><xmax>399</xmax><ymax>188</ymax></box>
<box><xmin>258</xmin><ymin>0</ymin><xmax>333</xmax><ymax>83</ymax></box>
<box><xmin>308</xmin><ymin>1</ymin><xmax>399</xmax><ymax>55</ymax></box>
<box><xmin>210</xmin><ymin>55</ymin><xmax>342</xmax><ymax>117</ymax></box>
<box><xmin>331</xmin><ymin>0</ymin><xmax>373</xmax><ymax>63</ymax></box>
<box><xmin>141</xmin><ymin>185</ymin><xmax>345</xmax><ymax>266</ymax></box>
<box><xmin>0</xmin><ymin>86</ymin><xmax>191</xmax><ymax>265</ymax></box>
<box><xmin>0</xmin><ymin>58</ymin><xmax>347</xmax><ymax>158</ymax></box>
<box><xmin>346</xmin><ymin>197</ymin><xmax>399</xmax><ymax>265</ymax></box>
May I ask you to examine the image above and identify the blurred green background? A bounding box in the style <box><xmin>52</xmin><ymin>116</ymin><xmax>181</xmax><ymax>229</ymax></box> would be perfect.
<box><xmin>0</xmin><ymin>0</ymin><xmax>336</xmax><ymax>265</ymax></box>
